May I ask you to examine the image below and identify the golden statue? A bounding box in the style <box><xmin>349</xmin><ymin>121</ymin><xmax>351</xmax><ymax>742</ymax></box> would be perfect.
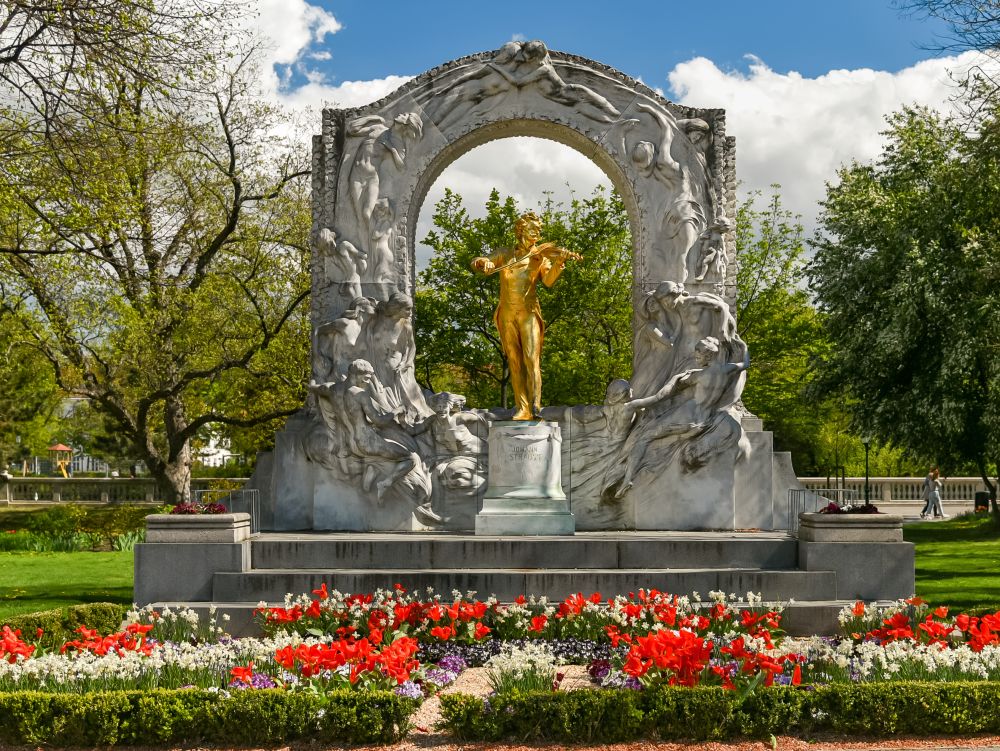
<box><xmin>471</xmin><ymin>212</ymin><xmax>582</xmax><ymax>420</ymax></box>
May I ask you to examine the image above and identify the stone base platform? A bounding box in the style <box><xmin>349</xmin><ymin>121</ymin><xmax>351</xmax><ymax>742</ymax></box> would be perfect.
<box><xmin>135</xmin><ymin>528</ymin><xmax>915</xmax><ymax>637</ymax></box>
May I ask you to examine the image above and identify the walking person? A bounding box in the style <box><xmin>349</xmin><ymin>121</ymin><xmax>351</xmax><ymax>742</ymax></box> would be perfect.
<box><xmin>920</xmin><ymin>467</ymin><xmax>947</xmax><ymax>519</ymax></box>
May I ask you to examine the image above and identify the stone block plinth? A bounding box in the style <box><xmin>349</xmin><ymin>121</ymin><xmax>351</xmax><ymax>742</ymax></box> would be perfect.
<box><xmin>797</xmin><ymin>512</ymin><xmax>913</xmax><ymax>601</ymax></box>
<box><xmin>135</xmin><ymin>513</ymin><xmax>251</xmax><ymax>605</ymax></box>
<box><xmin>475</xmin><ymin>421</ymin><xmax>574</xmax><ymax>536</ymax></box>
<box><xmin>145</xmin><ymin>513</ymin><xmax>251</xmax><ymax>543</ymax></box>
<box><xmin>797</xmin><ymin>512</ymin><xmax>904</xmax><ymax>542</ymax></box>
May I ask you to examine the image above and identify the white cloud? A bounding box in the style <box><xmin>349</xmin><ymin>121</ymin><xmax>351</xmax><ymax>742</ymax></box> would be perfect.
<box><xmin>276</xmin><ymin>75</ymin><xmax>414</xmax><ymax>111</ymax></box>
<box><xmin>244</xmin><ymin>0</ymin><xmax>415</xmax><ymax>114</ymax></box>
<box><xmin>666</xmin><ymin>51</ymin><xmax>989</xmax><ymax>234</ymax></box>
<box><xmin>255</xmin><ymin>0</ymin><xmax>340</xmax><ymax>66</ymax></box>
<box><xmin>241</xmin><ymin>0</ymin><xmax>991</xmax><ymax>256</ymax></box>
<box><xmin>249</xmin><ymin>0</ymin><xmax>348</xmax><ymax>104</ymax></box>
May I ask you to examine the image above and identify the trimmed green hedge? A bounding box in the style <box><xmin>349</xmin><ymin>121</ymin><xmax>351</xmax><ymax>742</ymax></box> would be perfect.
<box><xmin>440</xmin><ymin>683</ymin><xmax>1000</xmax><ymax>742</ymax></box>
<box><xmin>0</xmin><ymin>689</ymin><xmax>416</xmax><ymax>746</ymax></box>
<box><xmin>2</xmin><ymin>603</ymin><xmax>129</xmax><ymax>648</ymax></box>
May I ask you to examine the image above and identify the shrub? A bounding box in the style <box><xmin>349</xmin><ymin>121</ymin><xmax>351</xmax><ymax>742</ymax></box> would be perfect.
<box><xmin>24</xmin><ymin>504</ymin><xmax>88</xmax><ymax>536</ymax></box>
<box><xmin>439</xmin><ymin>682</ymin><xmax>1000</xmax><ymax>742</ymax></box>
<box><xmin>439</xmin><ymin>689</ymin><xmax>646</xmax><ymax>743</ymax></box>
<box><xmin>0</xmin><ymin>689</ymin><xmax>415</xmax><ymax>746</ymax></box>
<box><xmin>819</xmin><ymin>683</ymin><xmax>1000</xmax><ymax>735</ymax></box>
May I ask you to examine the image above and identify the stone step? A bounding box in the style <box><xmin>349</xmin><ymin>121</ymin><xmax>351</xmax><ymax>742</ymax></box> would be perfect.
<box><xmin>213</xmin><ymin>567</ymin><xmax>835</xmax><ymax>604</ymax></box>
<box><xmin>250</xmin><ymin>532</ymin><xmax>799</xmax><ymax>571</ymax></box>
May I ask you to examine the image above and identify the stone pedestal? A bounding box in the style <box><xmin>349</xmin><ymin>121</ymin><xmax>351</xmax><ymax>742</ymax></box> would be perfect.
<box><xmin>797</xmin><ymin>512</ymin><xmax>914</xmax><ymax>600</ymax></box>
<box><xmin>798</xmin><ymin>512</ymin><xmax>904</xmax><ymax>542</ymax></box>
<box><xmin>475</xmin><ymin>421</ymin><xmax>575</xmax><ymax>536</ymax></box>
<box><xmin>145</xmin><ymin>513</ymin><xmax>251</xmax><ymax>543</ymax></box>
<box><xmin>135</xmin><ymin>513</ymin><xmax>251</xmax><ymax>604</ymax></box>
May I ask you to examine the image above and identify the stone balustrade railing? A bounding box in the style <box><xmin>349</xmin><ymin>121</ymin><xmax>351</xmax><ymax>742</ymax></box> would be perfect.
<box><xmin>0</xmin><ymin>477</ymin><xmax>248</xmax><ymax>505</ymax></box>
<box><xmin>798</xmin><ymin>476</ymin><xmax>989</xmax><ymax>503</ymax></box>
<box><xmin>0</xmin><ymin>473</ymin><xmax>988</xmax><ymax>509</ymax></box>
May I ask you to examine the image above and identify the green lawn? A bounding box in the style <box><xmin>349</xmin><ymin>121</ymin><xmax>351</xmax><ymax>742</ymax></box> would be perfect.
<box><xmin>904</xmin><ymin>513</ymin><xmax>1000</xmax><ymax>613</ymax></box>
<box><xmin>0</xmin><ymin>550</ymin><xmax>134</xmax><ymax>621</ymax></box>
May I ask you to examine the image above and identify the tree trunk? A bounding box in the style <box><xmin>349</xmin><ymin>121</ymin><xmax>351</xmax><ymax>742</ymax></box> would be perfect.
<box><xmin>160</xmin><ymin>395</ymin><xmax>193</xmax><ymax>504</ymax></box>
<box><xmin>161</xmin><ymin>453</ymin><xmax>192</xmax><ymax>504</ymax></box>
<box><xmin>976</xmin><ymin>458</ymin><xmax>998</xmax><ymax>515</ymax></box>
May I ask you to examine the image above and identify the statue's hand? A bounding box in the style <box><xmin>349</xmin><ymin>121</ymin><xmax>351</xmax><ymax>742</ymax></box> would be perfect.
<box><xmin>471</xmin><ymin>257</ymin><xmax>494</xmax><ymax>274</ymax></box>
<box><xmin>537</xmin><ymin>244</ymin><xmax>582</xmax><ymax>262</ymax></box>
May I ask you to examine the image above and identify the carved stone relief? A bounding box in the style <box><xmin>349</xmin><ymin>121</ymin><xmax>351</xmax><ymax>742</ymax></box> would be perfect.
<box><xmin>422</xmin><ymin>41</ymin><xmax>623</xmax><ymax>131</ymax></box>
<box><xmin>269</xmin><ymin>41</ymin><xmax>766</xmax><ymax>532</ymax></box>
<box><xmin>544</xmin><ymin>284</ymin><xmax>749</xmax><ymax>529</ymax></box>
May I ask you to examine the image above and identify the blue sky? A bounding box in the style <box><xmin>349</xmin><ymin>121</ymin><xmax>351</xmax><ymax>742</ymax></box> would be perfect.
<box><xmin>252</xmin><ymin>0</ymin><xmax>982</xmax><ymax>262</ymax></box>
<box><xmin>297</xmin><ymin>1</ymin><xmax>952</xmax><ymax>91</ymax></box>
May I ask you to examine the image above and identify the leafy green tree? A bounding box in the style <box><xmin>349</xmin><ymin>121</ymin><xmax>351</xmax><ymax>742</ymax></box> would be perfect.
<box><xmin>0</xmin><ymin>306</ymin><xmax>62</xmax><ymax>467</ymax></box>
<box><xmin>735</xmin><ymin>188</ymin><xmax>825</xmax><ymax>462</ymax></box>
<box><xmin>810</xmin><ymin>104</ymin><xmax>1000</xmax><ymax>502</ymax></box>
<box><xmin>734</xmin><ymin>188</ymin><xmax>929</xmax><ymax>478</ymax></box>
<box><xmin>415</xmin><ymin>186</ymin><xmax>632</xmax><ymax>409</ymax></box>
<box><xmin>0</xmin><ymin>46</ymin><xmax>311</xmax><ymax>501</ymax></box>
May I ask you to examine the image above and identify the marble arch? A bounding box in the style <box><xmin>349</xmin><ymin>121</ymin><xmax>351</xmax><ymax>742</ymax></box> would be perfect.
<box><xmin>311</xmin><ymin>41</ymin><xmax>738</xmax><ymax>374</ymax></box>
<box><xmin>259</xmin><ymin>42</ymin><xmax>783</xmax><ymax>534</ymax></box>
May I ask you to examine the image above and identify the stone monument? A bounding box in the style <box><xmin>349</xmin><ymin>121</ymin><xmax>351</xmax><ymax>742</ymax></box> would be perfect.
<box><xmin>476</xmin><ymin>421</ymin><xmax>574</xmax><ymax>535</ymax></box>
<box><xmin>252</xmin><ymin>40</ymin><xmax>786</xmax><ymax>533</ymax></box>
<box><xmin>134</xmin><ymin>43</ymin><xmax>915</xmax><ymax>636</ymax></box>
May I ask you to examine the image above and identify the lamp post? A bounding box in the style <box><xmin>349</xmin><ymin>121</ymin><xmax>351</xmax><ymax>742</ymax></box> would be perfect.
<box><xmin>862</xmin><ymin>436</ymin><xmax>872</xmax><ymax>507</ymax></box>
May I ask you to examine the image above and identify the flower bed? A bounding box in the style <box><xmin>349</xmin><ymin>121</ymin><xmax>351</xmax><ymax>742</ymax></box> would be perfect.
<box><xmin>817</xmin><ymin>501</ymin><xmax>882</xmax><ymax>514</ymax></box>
<box><xmin>1</xmin><ymin>586</ymin><xmax>999</xmax><ymax>745</ymax></box>
<box><xmin>256</xmin><ymin>584</ymin><xmax>786</xmax><ymax>649</ymax></box>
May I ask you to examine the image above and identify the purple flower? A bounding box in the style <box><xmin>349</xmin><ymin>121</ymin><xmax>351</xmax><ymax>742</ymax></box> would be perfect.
<box><xmin>229</xmin><ymin>672</ymin><xmax>277</xmax><ymax>690</ymax></box>
<box><xmin>599</xmin><ymin>670</ymin><xmax>644</xmax><ymax>691</ymax></box>
<box><xmin>250</xmin><ymin>672</ymin><xmax>277</xmax><ymax>689</ymax></box>
<box><xmin>438</xmin><ymin>653</ymin><xmax>468</xmax><ymax>673</ymax></box>
<box><xmin>393</xmin><ymin>681</ymin><xmax>424</xmax><ymax>699</ymax></box>
<box><xmin>588</xmin><ymin>659</ymin><xmax>611</xmax><ymax>681</ymax></box>
<box><xmin>425</xmin><ymin>667</ymin><xmax>458</xmax><ymax>687</ymax></box>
